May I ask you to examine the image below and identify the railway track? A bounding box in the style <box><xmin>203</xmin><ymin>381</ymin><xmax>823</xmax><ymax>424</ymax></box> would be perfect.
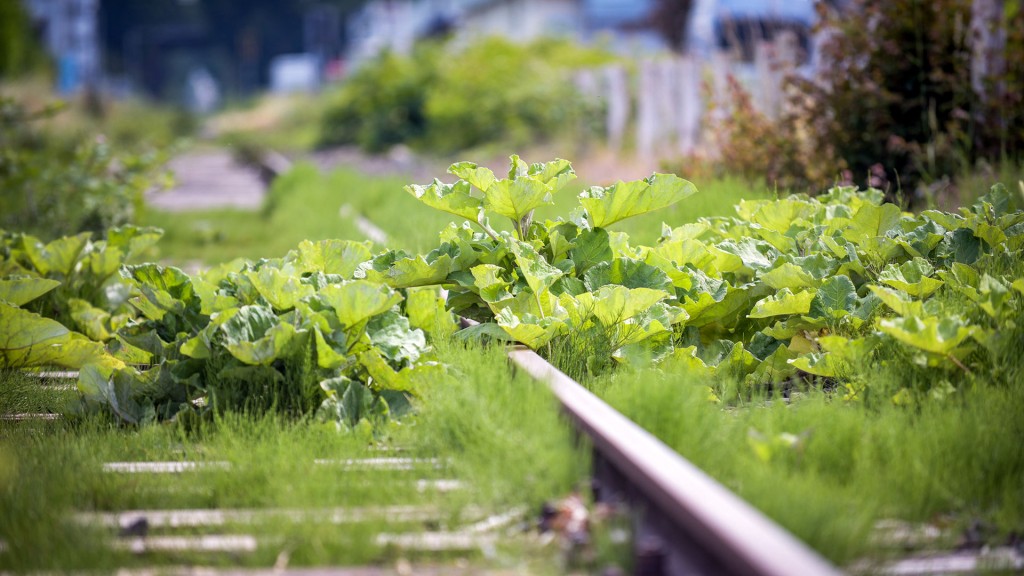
<box><xmin>7</xmin><ymin>156</ymin><xmax>1020</xmax><ymax>575</ymax></box>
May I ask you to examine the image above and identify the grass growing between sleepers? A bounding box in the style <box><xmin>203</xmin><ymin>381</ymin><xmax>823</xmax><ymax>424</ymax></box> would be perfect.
<box><xmin>0</xmin><ymin>341</ymin><xmax>589</xmax><ymax>573</ymax></box>
<box><xmin>593</xmin><ymin>364</ymin><xmax>1024</xmax><ymax>566</ymax></box>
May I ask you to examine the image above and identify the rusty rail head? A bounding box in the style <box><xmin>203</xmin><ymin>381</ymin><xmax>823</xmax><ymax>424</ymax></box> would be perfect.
<box><xmin>507</xmin><ymin>347</ymin><xmax>841</xmax><ymax>576</ymax></box>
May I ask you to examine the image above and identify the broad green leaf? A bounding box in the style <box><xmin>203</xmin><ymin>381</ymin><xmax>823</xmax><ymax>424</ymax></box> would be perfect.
<box><xmin>789</xmin><ymin>352</ymin><xmax>843</xmax><ymax>378</ymax></box>
<box><xmin>759</xmin><ymin>263</ymin><xmax>817</xmax><ymax>291</ymax></box>
<box><xmin>495</xmin><ymin>308</ymin><xmax>566</xmax><ymax>348</ymax></box>
<box><xmin>843</xmin><ymin>203</ymin><xmax>901</xmax><ymax>243</ymax></box>
<box><xmin>358</xmin><ymin>250</ymin><xmax>453</xmax><ymax>288</ymax></box>
<box><xmin>312</xmin><ymin>326</ymin><xmax>351</xmax><ymax>369</ymax></box>
<box><xmin>107</xmin><ymin>226</ymin><xmax>163</xmax><ymax>258</ymax></box>
<box><xmin>368</xmin><ymin>311</ymin><xmax>426</xmax><ymax>366</ymax></box>
<box><xmin>191</xmin><ymin>277</ymin><xmax>240</xmax><ymax>315</ymax></box>
<box><xmin>405</xmin><ymin>286</ymin><xmax>457</xmax><ymax>336</ymax></box>
<box><xmin>296</xmin><ymin>239</ymin><xmax>373</xmax><ymax>277</ymax></box>
<box><xmin>471</xmin><ymin>264</ymin><xmax>514</xmax><ymax>303</ymax></box>
<box><xmin>1013</xmin><ymin>279</ymin><xmax>1024</xmax><ymax>295</ymax></box>
<box><xmin>878</xmin><ymin>258</ymin><xmax>943</xmax><ymax>298</ymax></box>
<box><xmin>868</xmin><ymin>285</ymin><xmax>923</xmax><ymax>317</ymax></box>
<box><xmin>740</xmin><ymin>198</ymin><xmax>816</xmax><ymax>233</ymax></box>
<box><xmin>510</xmin><ymin>240</ymin><xmax>563</xmax><ymax>296</ymax></box>
<box><xmin>319</xmin><ymin>281</ymin><xmax>403</xmax><ymax>327</ymax></box>
<box><xmin>748</xmin><ymin>289</ymin><xmax>816</xmax><ymax>318</ymax></box>
<box><xmin>975</xmin><ymin>222</ymin><xmax>1007</xmax><ymax>247</ymax></box>
<box><xmin>745</xmin><ymin>345</ymin><xmax>798</xmax><ymax>385</ymax></box>
<box><xmin>583</xmin><ymin>257</ymin><xmax>673</xmax><ymax>293</ymax></box>
<box><xmin>668</xmin><ymin>346</ymin><xmax>714</xmax><ymax>376</ymax></box>
<box><xmin>77</xmin><ymin>364</ymin><xmax>149</xmax><ymax>424</ymax></box>
<box><xmin>245</xmin><ymin>266</ymin><xmax>315</xmax><ymax>311</ymax></box>
<box><xmin>0</xmin><ymin>277</ymin><xmax>61</xmax><ymax>306</ymax></box>
<box><xmin>22</xmin><ymin>232</ymin><xmax>91</xmax><ymax>277</ymax></box>
<box><xmin>405</xmin><ymin>179</ymin><xmax>482</xmax><ymax>221</ymax></box>
<box><xmin>448</xmin><ymin>161</ymin><xmax>496</xmax><ymax>192</ymax></box>
<box><xmin>222</xmin><ymin>306</ymin><xmax>302</xmax><ymax>365</ymax></box>
<box><xmin>0</xmin><ymin>303</ymin><xmax>68</xmax><ymax>368</ymax></box>
<box><xmin>0</xmin><ymin>304</ymin><xmax>110</xmax><ymax>368</ymax></box>
<box><xmin>589</xmin><ymin>285</ymin><xmax>671</xmax><ymax>327</ymax></box>
<box><xmin>569</xmin><ymin>228</ymin><xmax>613</xmax><ymax>275</ymax></box>
<box><xmin>484</xmin><ymin>177</ymin><xmax>551</xmax><ymax>222</ymax></box>
<box><xmin>359</xmin><ymin>348</ymin><xmax>444</xmax><ymax>393</ymax></box>
<box><xmin>808</xmin><ymin>275</ymin><xmax>858</xmax><ymax>319</ymax></box>
<box><xmin>877</xmin><ymin>316</ymin><xmax>977</xmax><ymax>355</ymax></box>
<box><xmin>681</xmin><ymin>280</ymin><xmax>755</xmax><ymax>327</ymax></box>
<box><xmin>529</xmin><ymin>158</ymin><xmax>576</xmax><ymax>190</ymax></box>
<box><xmin>579</xmin><ymin>173</ymin><xmax>697</xmax><ymax>228</ymax></box>
<box><xmin>122</xmin><ymin>264</ymin><xmax>200</xmax><ymax>311</ymax></box>
<box><xmin>649</xmin><ymin>238</ymin><xmax>715</xmax><ymax>272</ymax></box>
<box><xmin>613</xmin><ymin>302</ymin><xmax>682</xmax><ymax>347</ymax></box>
<box><xmin>69</xmin><ymin>298</ymin><xmax>112</xmax><ymax>341</ymax></box>
<box><xmin>713</xmin><ymin>239</ymin><xmax>778</xmax><ymax>272</ymax></box>
<box><xmin>896</xmin><ymin>219</ymin><xmax>945</xmax><ymax>258</ymax></box>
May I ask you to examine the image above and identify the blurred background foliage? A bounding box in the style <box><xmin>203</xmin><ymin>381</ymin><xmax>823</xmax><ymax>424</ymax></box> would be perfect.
<box><xmin>701</xmin><ymin>0</ymin><xmax>1024</xmax><ymax>205</ymax></box>
<box><xmin>318</xmin><ymin>37</ymin><xmax>615</xmax><ymax>155</ymax></box>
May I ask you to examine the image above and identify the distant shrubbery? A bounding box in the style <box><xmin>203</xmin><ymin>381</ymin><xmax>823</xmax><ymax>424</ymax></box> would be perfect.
<box><xmin>702</xmin><ymin>0</ymin><xmax>1024</xmax><ymax>200</ymax></box>
<box><xmin>319</xmin><ymin>38</ymin><xmax>613</xmax><ymax>155</ymax></box>
<box><xmin>0</xmin><ymin>98</ymin><xmax>168</xmax><ymax>240</ymax></box>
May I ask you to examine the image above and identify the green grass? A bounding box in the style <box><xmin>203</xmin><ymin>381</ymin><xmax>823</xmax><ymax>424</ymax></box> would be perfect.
<box><xmin>0</xmin><ymin>340</ymin><xmax>588</xmax><ymax>573</ymax></box>
<box><xmin>592</xmin><ymin>361</ymin><xmax>1024</xmax><ymax>566</ymax></box>
<box><xmin>143</xmin><ymin>164</ymin><xmax>766</xmax><ymax>268</ymax></box>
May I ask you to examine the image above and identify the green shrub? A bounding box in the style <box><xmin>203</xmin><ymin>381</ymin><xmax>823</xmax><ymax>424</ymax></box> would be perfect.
<box><xmin>318</xmin><ymin>38</ymin><xmax>611</xmax><ymax>155</ymax></box>
<box><xmin>797</xmin><ymin>0</ymin><xmax>1024</xmax><ymax>192</ymax></box>
<box><xmin>0</xmin><ymin>97</ymin><xmax>167</xmax><ymax>240</ymax></box>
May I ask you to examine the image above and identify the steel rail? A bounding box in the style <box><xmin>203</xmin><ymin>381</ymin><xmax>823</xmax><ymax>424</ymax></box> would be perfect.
<box><xmin>507</xmin><ymin>346</ymin><xmax>841</xmax><ymax>576</ymax></box>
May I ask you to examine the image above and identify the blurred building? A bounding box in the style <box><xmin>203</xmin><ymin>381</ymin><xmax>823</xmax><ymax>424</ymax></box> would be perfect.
<box><xmin>345</xmin><ymin>0</ymin><xmax>818</xmax><ymax>68</ymax></box>
<box><xmin>22</xmin><ymin>0</ymin><xmax>101</xmax><ymax>93</ymax></box>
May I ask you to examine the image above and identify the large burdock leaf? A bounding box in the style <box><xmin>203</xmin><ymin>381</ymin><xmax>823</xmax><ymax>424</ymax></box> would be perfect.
<box><xmin>586</xmin><ymin>285</ymin><xmax>671</xmax><ymax>327</ymax></box>
<box><xmin>583</xmin><ymin>257</ymin><xmax>673</xmax><ymax>293</ymax></box>
<box><xmin>808</xmin><ymin>275</ymin><xmax>858</xmax><ymax>319</ymax></box>
<box><xmin>448</xmin><ymin>161</ymin><xmax>497</xmax><ymax>192</ymax></box>
<box><xmin>579</xmin><ymin>173</ymin><xmax>697</xmax><ymax>228</ymax></box>
<box><xmin>22</xmin><ymin>232</ymin><xmax>91</xmax><ymax>277</ymax></box>
<box><xmin>878</xmin><ymin>258</ymin><xmax>944</xmax><ymax>298</ymax></box>
<box><xmin>0</xmin><ymin>304</ymin><xmax>109</xmax><ymax>369</ymax></box>
<box><xmin>221</xmin><ymin>305</ymin><xmax>303</xmax><ymax>365</ymax></box>
<box><xmin>405</xmin><ymin>179</ymin><xmax>482</xmax><ymax>221</ymax></box>
<box><xmin>569</xmin><ymin>228</ymin><xmax>613</xmax><ymax>275</ymax></box>
<box><xmin>245</xmin><ymin>266</ymin><xmax>316</xmax><ymax>311</ymax></box>
<box><xmin>877</xmin><ymin>316</ymin><xmax>978</xmax><ymax>355</ymax></box>
<box><xmin>69</xmin><ymin>298</ymin><xmax>113</xmax><ymax>341</ymax></box>
<box><xmin>358</xmin><ymin>348</ymin><xmax>445</xmax><ymax>393</ymax></box>
<box><xmin>319</xmin><ymin>281</ymin><xmax>403</xmax><ymax>327</ymax></box>
<box><xmin>0</xmin><ymin>277</ymin><xmax>61</xmax><ymax>306</ymax></box>
<box><xmin>868</xmin><ymin>285</ymin><xmax>924</xmax><ymax>317</ymax></box>
<box><xmin>748</xmin><ymin>289</ymin><xmax>816</xmax><ymax>318</ymax></box>
<box><xmin>759</xmin><ymin>262</ymin><xmax>819</xmax><ymax>291</ymax></box>
<box><xmin>296</xmin><ymin>239</ymin><xmax>373</xmax><ymax>278</ymax></box>
<box><xmin>495</xmin><ymin>308</ymin><xmax>566</xmax><ymax>348</ymax></box>
<box><xmin>843</xmin><ymin>202</ymin><xmax>901</xmax><ymax>244</ymax></box>
<box><xmin>77</xmin><ymin>364</ymin><xmax>150</xmax><ymax>424</ymax></box>
<box><xmin>471</xmin><ymin>264</ymin><xmax>514</xmax><ymax>304</ymax></box>
<box><xmin>356</xmin><ymin>250</ymin><xmax>453</xmax><ymax>288</ymax></box>
<box><xmin>367</xmin><ymin>311</ymin><xmax>426</xmax><ymax>366</ymax></box>
<box><xmin>107</xmin><ymin>226</ymin><xmax>163</xmax><ymax>259</ymax></box>
<box><xmin>121</xmin><ymin>264</ymin><xmax>202</xmax><ymax>326</ymax></box>
<box><xmin>510</xmin><ymin>240</ymin><xmax>563</xmax><ymax>296</ymax></box>
<box><xmin>484</xmin><ymin>175</ymin><xmax>552</xmax><ymax>222</ymax></box>
<box><xmin>405</xmin><ymin>286</ymin><xmax>457</xmax><ymax>336</ymax></box>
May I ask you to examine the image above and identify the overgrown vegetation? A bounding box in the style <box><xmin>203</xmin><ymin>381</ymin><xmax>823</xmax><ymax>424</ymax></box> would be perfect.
<box><xmin>319</xmin><ymin>38</ymin><xmax>612</xmax><ymax>155</ymax></box>
<box><xmin>0</xmin><ymin>97</ymin><xmax>170</xmax><ymax>240</ymax></box>
<box><xmin>700</xmin><ymin>0</ymin><xmax>1024</xmax><ymax>201</ymax></box>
